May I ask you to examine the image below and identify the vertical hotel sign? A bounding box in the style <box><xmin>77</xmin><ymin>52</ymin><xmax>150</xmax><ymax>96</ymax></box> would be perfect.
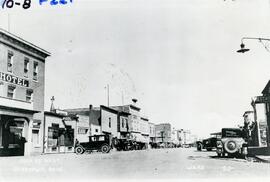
<box><xmin>0</xmin><ymin>72</ymin><xmax>29</xmax><ymax>87</ymax></box>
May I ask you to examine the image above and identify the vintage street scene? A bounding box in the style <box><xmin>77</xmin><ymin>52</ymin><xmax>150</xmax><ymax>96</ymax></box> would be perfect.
<box><xmin>1</xmin><ymin>0</ymin><xmax>270</xmax><ymax>181</ymax></box>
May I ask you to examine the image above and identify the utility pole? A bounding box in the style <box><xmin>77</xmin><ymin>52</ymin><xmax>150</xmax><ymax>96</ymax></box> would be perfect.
<box><xmin>107</xmin><ymin>84</ymin><xmax>109</xmax><ymax>107</ymax></box>
<box><xmin>121</xmin><ymin>91</ymin><xmax>124</xmax><ymax>105</ymax></box>
<box><xmin>8</xmin><ymin>14</ymin><xmax>10</xmax><ymax>32</ymax></box>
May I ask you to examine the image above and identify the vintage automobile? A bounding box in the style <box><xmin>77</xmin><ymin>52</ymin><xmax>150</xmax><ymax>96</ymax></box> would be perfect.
<box><xmin>75</xmin><ymin>134</ymin><xmax>111</xmax><ymax>154</ymax></box>
<box><xmin>216</xmin><ymin>128</ymin><xmax>248</xmax><ymax>158</ymax></box>
<box><xmin>196</xmin><ymin>137</ymin><xmax>217</xmax><ymax>151</ymax></box>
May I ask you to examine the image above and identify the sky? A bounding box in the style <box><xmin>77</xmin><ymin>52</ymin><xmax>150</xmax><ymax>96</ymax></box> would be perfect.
<box><xmin>1</xmin><ymin>0</ymin><xmax>270</xmax><ymax>138</ymax></box>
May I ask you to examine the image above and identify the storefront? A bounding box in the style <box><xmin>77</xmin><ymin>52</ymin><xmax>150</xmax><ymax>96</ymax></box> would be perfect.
<box><xmin>44</xmin><ymin>112</ymin><xmax>77</xmax><ymax>153</ymax></box>
<box><xmin>0</xmin><ymin>106</ymin><xmax>39</xmax><ymax>156</ymax></box>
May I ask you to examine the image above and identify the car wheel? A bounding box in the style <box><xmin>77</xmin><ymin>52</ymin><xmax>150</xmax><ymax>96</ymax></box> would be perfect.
<box><xmin>197</xmin><ymin>143</ymin><xmax>202</xmax><ymax>151</ymax></box>
<box><xmin>224</xmin><ymin>140</ymin><xmax>238</xmax><ymax>154</ymax></box>
<box><xmin>101</xmin><ymin>144</ymin><xmax>111</xmax><ymax>153</ymax></box>
<box><xmin>75</xmin><ymin>146</ymin><xmax>85</xmax><ymax>154</ymax></box>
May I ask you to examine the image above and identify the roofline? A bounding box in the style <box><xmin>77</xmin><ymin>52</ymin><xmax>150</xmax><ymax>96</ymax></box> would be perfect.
<box><xmin>100</xmin><ymin>105</ymin><xmax>118</xmax><ymax>114</ymax></box>
<box><xmin>0</xmin><ymin>105</ymin><xmax>40</xmax><ymax>114</ymax></box>
<box><xmin>0</xmin><ymin>28</ymin><xmax>51</xmax><ymax>57</ymax></box>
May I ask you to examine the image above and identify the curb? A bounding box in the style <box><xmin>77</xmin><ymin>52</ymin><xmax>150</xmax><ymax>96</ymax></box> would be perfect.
<box><xmin>253</xmin><ymin>156</ymin><xmax>270</xmax><ymax>163</ymax></box>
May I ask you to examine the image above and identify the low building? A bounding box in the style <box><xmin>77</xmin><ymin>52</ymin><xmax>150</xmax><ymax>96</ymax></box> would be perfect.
<box><xmin>44</xmin><ymin>111</ymin><xmax>77</xmax><ymax>154</ymax></box>
<box><xmin>118</xmin><ymin>111</ymin><xmax>130</xmax><ymax>139</ymax></box>
<box><xmin>65</xmin><ymin>107</ymin><xmax>91</xmax><ymax>143</ymax></box>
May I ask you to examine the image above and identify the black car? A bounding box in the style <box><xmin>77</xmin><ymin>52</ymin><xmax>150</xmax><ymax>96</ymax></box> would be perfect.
<box><xmin>197</xmin><ymin>137</ymin><xmax>217</xmax><ymax>151</ymax></box>
<box><xmin>216</xmin><ymin>128</ymin><xmax>248</xmax><ymax>158</ymax></box>
<box><xmin>75</xmin><ymin>135</ymin><xmax>111</xmax><ymax>154</ymax></box>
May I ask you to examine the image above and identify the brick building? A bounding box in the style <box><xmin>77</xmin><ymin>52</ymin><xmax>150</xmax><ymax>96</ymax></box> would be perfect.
<box><xmin>0</xmin><ymin>28</ymin><xmax>50</xmax><ymax>156</ymax></box>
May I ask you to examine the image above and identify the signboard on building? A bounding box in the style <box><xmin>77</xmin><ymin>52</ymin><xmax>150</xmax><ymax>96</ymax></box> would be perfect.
<box><xmin>0</xmin><ymin>72</ymin><xmax>29</xmax><ymax>87</ymax></box>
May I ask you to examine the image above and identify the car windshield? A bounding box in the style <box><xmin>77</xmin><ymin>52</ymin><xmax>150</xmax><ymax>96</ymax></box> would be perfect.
<box><xmin>222</xmin><ymin>129</ymin><xmax>243</xmax><ymax>138</ymax></box>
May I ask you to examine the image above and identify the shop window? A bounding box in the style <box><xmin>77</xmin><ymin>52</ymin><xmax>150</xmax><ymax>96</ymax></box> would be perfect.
<box><xmin>32</xmin><ymin>130</ymin><xmax>39</xmax><ymax>146</ymax></box>
<box><xmin>7</xmin><ymin>85</ymin><xmax>16</xmax><ymax>99</ymax></box>
<box><xmin>48</xmin><ymin>125</ymin><xmax>59</xmax><ymax>148</ymax></box>
<box><xmin>7</xmin><ymin>51</ymin><xmax>13</xmax><ymax>73</ymax></box>
<box><xmin>24</xmin><ymin>58</ymin><xmax>29</xmax><ymax>77</ymax></box>
<box><xmin>33</xmin><ymin>61</ymin><xmax>38</xmax><ymax>81</ymax></box>
<box><xmin>8</xmin><ymin>121</ymin><xmax>24</xmax><ymax>148</ymax></box>
<box><xmin>26</xmin><ymin>89</ymin><xmax>33</xmax><ymax>102</ymax></box>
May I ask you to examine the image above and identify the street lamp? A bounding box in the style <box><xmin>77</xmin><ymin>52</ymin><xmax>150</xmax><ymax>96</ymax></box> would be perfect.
<box><xmin>237</xmin><ymin>37</ymin><xmax>270</xmax><ymax>53</ymax></box>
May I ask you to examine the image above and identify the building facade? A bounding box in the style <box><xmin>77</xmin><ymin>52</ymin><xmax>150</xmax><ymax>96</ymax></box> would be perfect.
<box><xmin>149</xmin><ymin>122</ymin><xmax>156</xmax><ymax>144</ymax></box>
<box><xmin>44</xmin><ymin>111</ymin><xmax>77</xmax><ymax>154</ymax></box>
<box><xmin>155</xmin><ymin>123</ymin><xmax>171</xmax><ymax>146</ymax></box>
<box><xmin>0</xmin><ymin>28</ymin><xmax>50</xmax><ymax>156</ymax></box>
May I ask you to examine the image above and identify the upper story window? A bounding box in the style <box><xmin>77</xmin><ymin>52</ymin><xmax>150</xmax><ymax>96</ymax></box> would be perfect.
<box><xmin>7</xmin><ymin>85</ymin><xmax>16</xmax><ymax>99</ymax></box>
<box><xmin>33</xmin><ymin>62</ymin><xmax>38</xmax><ymax>81</ymax></box>
<box><xmin>109</xmin><ymin>117</ymin><xmax>111</xmax><ymax>128</ymax></box>
<box><xmin>26</xmin><ymin>89</ymin><xmax>33</xmax><ymax>102</ymax></box>
<box><xmin>7</xmin><ymin>51</ymin><xmax>14</xmax><ymax>73</ymax></box>
<box><xmin>24</xmin><ymin>58</ymin><xmax>29</xmax><ymax>77</ymax></box>
<box><xmin>122</xmin><ymin>118</ymin><xmax>125</xmax><ymax>128</ymax></box>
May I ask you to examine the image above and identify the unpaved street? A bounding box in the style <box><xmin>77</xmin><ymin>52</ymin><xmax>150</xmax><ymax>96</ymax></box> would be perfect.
<box><xmin>0</xmin><ymin>148</ymin><xmax>270</xmax><ymax>181</ymax></box>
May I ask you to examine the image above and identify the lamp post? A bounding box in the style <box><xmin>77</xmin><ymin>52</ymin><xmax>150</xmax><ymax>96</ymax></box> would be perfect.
<box><xmin>237</xmin><ymin>37</ymin><xmax>270</xmax><ymax>147</ymax></box>
<box><xmin>237</xmin><ymin>37</ymin><xmax>270</xmax><ymax>53</ymax></box>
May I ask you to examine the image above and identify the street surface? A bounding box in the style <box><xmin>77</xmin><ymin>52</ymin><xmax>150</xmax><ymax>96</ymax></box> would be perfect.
<box><xmin>0</xmin><ymin>148</ymin><xmax>270</xmax><ymax>182</ymax></box>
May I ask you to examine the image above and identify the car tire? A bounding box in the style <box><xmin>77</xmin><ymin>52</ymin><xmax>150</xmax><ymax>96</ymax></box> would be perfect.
<box><xmin>101</xmin><ymin>144</ymin><xmax>111</xmax><ymax>153</ymax></box>
<box><xmin>197</xmin><ymin>143</ymin><xmax>202</xmax><ymax>151</ymax></box>
<box><xmin>224</xmin><ymin>140</ymin><xmax>238</xmax><ymax>154</ymax></box>
<box><xmin>75</xmin><ymin>146</ymin><xmax>85</xmax><ymax>154</ymax></box>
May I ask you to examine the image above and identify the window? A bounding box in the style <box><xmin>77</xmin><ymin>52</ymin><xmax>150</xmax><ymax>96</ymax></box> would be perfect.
<box><xmin>26</xmin><ymin>89</ymin><xmax>33</xmax><ymax>102</ymax></box>
<box><xmin>24</xmin><ymin>58</ymin><xmax>29</xmax><ymax>77</ymax></box>
<box><xmin>33</xmin><ymin>62</ymin><xmax>38</xmax><ymax>81</ymax></box>
<box><xmin>95</xmin><ymin>129</ymin><xmax>99</xmax><ymax>133</ymax></box>
<box><xmin>7</xmin><ymin>85</ymin><xmax>16</xmax><ymax>98</ymax></box>
<box><xmin>32</xmin><ymin>130</ymin><xmax>39</xmax><ymax>146</ymax></box>
<box><xmin>78</xmin><ymin>128</ymin><xmax>88</xmax><ymax>134</ymax></box>
<box><xmin>122</xmin><ymin>118</ymin><xmax>125</xmax><ymax>128</ymax></box>
<box><xmin>7</xmin><ymin>51</ymin><xmax>13</xmax><ymax>73</ymax></box>
<box><xmin>109</xmin><ymin>117</ymin><xmax>111</xmax><ymax>128</ymax></box>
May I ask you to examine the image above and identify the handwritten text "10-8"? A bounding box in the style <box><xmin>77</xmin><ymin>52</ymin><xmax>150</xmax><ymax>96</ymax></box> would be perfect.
<box><xmin>2</xmin><ymin>0</ymin><xmax>73</xmax><ymax>9</ymax></box>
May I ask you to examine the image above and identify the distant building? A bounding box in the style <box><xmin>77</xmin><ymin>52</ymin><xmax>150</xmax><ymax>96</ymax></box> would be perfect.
<box><xmin>149</xmin><ymin>122</ymin><xmax>156</xmax><ymax>144</ymax></box>
<box><xmin>0</xmin><ymin>28</ymin><xmax>50</xmax><ymax>156</ymax></box>
<box><xmin>111</xmin><ymin>100</ymin><xmax>149</xmax><ymax>147</ymax></box>
<box><xmin>171</xmin><ymin>128</ymin><xmax>182</xmax><ymax>146</ymax></box>
<box><xmin>155</xmin><ymin>123</ymin><xmax>171</xmax><ymax>145</ymax></box>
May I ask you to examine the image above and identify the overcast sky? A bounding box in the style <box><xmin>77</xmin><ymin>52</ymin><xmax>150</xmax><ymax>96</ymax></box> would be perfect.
<box><xmin>1</xmin><ymin>0</ymin><xmax>270</xmax><ymax>138</ymax></box>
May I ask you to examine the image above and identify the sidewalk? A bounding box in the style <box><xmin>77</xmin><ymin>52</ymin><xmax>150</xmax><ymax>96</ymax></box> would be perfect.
<box><xmin>248</xmin><ymin>146</ymin><xmax>270</xmax><ymax>163</ymax></box>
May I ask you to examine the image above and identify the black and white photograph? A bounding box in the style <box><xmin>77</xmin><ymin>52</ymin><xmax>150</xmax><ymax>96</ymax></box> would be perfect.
<box><xmin>0</xmin><ymin>0</ymin><xmax>270</xmax><ymax>181</ymax></box>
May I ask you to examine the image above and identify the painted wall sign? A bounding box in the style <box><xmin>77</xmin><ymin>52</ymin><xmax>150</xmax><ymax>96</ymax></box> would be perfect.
<box><xmin>0</xmin><ymin>72</ymin><xmax>29</xmax><ymax>87</ymax></box>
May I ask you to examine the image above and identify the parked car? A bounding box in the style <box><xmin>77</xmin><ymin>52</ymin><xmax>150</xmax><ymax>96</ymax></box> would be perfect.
<box><xmin>196</xmin><ymin>137</ymin><xmax>217</xmax><ymax>151</ymax></box>
<box><xmin>75</xmin><ymin>134</ymin><xmax>111</xmax><ymax>154</ymax></box>
<box><xmin>216</xmin><ymin>128</ymin><xmax>248</xmax><ymax>158</ymax></box>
